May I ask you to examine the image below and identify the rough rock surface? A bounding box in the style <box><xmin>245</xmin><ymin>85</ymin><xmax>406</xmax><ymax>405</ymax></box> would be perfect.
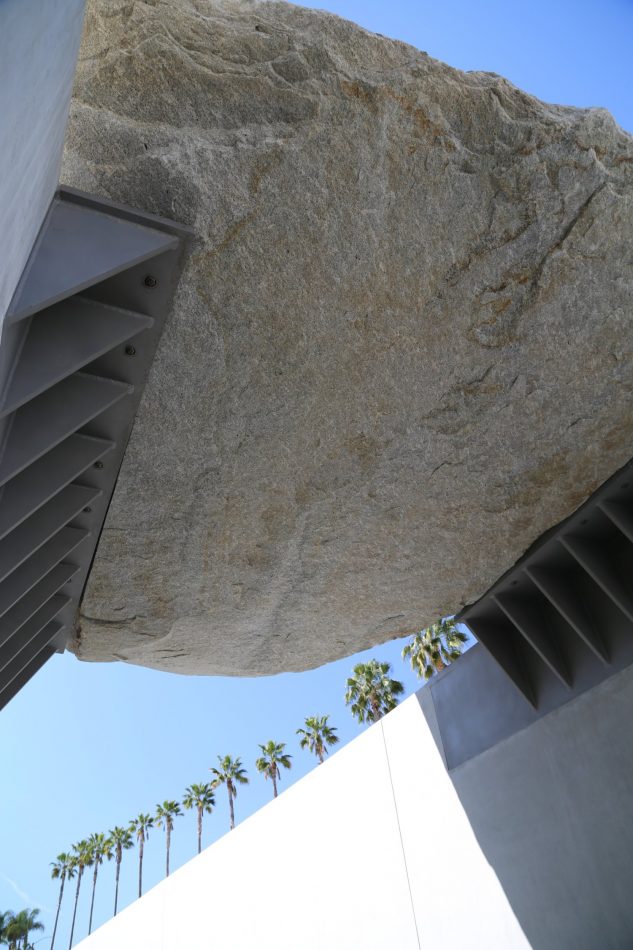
<box><xmin>62</xmin><ymin>0</ymin><xmax>633</xmax><ymax>675</ymax></box>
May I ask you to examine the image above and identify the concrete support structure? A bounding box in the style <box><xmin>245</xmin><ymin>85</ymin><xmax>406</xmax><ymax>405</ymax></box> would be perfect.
<box><xmin>424</xmin><ymin>647</ymin><xmax>633</xmax><ymax>948</ymax></box>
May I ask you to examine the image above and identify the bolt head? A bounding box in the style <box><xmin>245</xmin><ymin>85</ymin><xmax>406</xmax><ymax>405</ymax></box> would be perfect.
<box><xmin>144</xmin><ymin>275</ymin><xmax>158</xmax><ymax>288</ymax></box>
<box><xmin>125</xmin><ymin>344</ymin><xmax>136</xmax><ymax>357</ymax></box>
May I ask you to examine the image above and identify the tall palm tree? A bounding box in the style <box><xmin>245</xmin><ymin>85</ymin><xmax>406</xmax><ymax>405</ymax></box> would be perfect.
<box><xmin>4</xmin><ymin>908</ymin><xmax>43</xmax><ymax>949</ymax></box>
<box><xmin>68</xmin><ymin>842</ymin><xmax>92</xmax><ymax>949</ymax></box>
<box><xmin>155</xmin><ymin>802</ymin><xmax>182</xmax><ymax>878</ymax></box>
<box><xmin>209</xmin><ymin>756</ymin><xmax>249</xmax><ymax>831</ymax></box>
<box><xmin>129</xmin><ymin>813</ymin><xmax>154</xmax><ymax>899</ymax></box>
<box><xmin>109</xmin><ymin>826</ymin><xmax>134</xmax><ymax>916</ymax></box>
<box><xmin>402</xmin><ymin>618</ymin><xmax>469</xmax><ymax>680</ymax></box>
<box><xmin>86</xmin><ymin>833</ymin><xmax>112</xmax><ymax>935</ymax></box>
<box><xmin>50</xmin><ymin>852</ymin><xmax>76</xmax><ymax>950</ymax></box>
<box><xmin>296</xmin><ymin>715</ymin><xmax>339</xmax><ymax>764</ymax></box>
<box><xmin>183</xmin><ymin>784</ymin><xmax>215</xmax><ymax>854</ymax></box>
<box><xmin>345</xmin><ymin>660</ymin><xmax>404</xmax><ymax>723</ymax></box>
<box><xmin>255</xmin><ymin>741</ymin><xmax>292</xmax><ymax>798</ymax></box>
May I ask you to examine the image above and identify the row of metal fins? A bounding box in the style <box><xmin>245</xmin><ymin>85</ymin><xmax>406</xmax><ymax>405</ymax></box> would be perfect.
<box><xmin>0</xmin><ymin>293</ymin><xmax>154</xmax><ymax>709</ymax></box>
<box><xmin>463</xmin><ymin>482</ymin><xmax>633</xmax><ymax>706</ymax></box>
<box><xmin>0</xmin><ymin>186</ymin><xmax>185</xmax><ymax>710</ymax></box>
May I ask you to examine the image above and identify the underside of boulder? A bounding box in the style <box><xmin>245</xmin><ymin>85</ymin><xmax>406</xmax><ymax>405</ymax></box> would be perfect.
<box><xmin>62</xmin><ymin>0</ymin><xmax>633</xmax><ymax>676</ymax></box>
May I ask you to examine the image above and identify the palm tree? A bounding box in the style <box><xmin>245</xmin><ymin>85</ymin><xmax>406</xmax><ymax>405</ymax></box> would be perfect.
<box><xmin>402</xmin><ymin>618</ymin><xmax>469</xmax><ymax>680</ymax></box>
<box><xmin>50</xmin><ymin>852</ymin><xmax>76</xmax><ymax>950</ymax></box>
<box><xmin>86</xmin><ymin>833</ymin><xmax>112</xmax><ymax>935</ymax></box>
<box><xmin>183</xmin><ymin>784</ymin><xmax>215</xmax><ymax>854</ymax></box>
<box><xmin>0</xmin><ymin>910</ymin><xmax>13</xmax><ymax>946</ymax></box>
<box><xmin>68</xmin><ymin>842</ymin><xmax>91</xmax><ymax>949</ymax></box>
<box><xmin>209</xmin><ymin>756</ymin><xmax>249</xmax><ymax>831</ymax></box>
<box><xmin>255</xmin><ymin>741</ymin><xmax>292</xmax><ymax>798</ymax></box>
<box><xmin>109</xmin><ymin>826</ymin><xmax>134</xmax><ymax>916</ymax></box>
<box><xmin>345</xmin><ymin>659</ymin><xmax>404</xmax><ymax>723</ymax></box>
<box><xmin>129</xmin><ymin>813</ymin><xmax>154</xmax><ymax>899</ymax></box>
<box><xmin>3</xmin><ymin>909</ymin><xmax>43</xmax><ymax>949</ymax></box>
<box><xmin>155</xmin><ymin>802</ymin><xmax>182</xmax><ymax>878</ymax></box>
<box><xmin>296</xmin><ymin>715</ymin><xmax>339</xmax><ymax>764</ymax></box>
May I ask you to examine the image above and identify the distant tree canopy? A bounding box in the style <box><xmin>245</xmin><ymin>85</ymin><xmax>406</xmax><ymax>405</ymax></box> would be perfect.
<box><xmin>0</xmin><ymin>907</ymin><xmax>43</xmax><ymax>949</ymax></box>
<box><xmin>296</xmin><ymin>715</ymin><xmax>340</xmax><ymax>764</ymax></box>
<box><xmin>402</xmin><ymin>618</ymin><xmax>468</xmax><ymax>680</ymax></box>
<box><xmin>345</xmin><ymin>660</ymin><xmax>404</xmax><ymax>723</ymax></box>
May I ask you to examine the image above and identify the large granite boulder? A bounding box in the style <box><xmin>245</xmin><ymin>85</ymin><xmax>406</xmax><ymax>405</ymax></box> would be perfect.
<box><xmin>62</xmin><ymin>0</ymin><xmax>633</xmax><ymax>675</ymax></box>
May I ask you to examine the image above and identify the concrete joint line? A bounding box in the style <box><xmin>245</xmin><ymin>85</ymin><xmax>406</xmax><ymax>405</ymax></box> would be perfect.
<box><xmin>380</xmin><ymin>719</ymin><xmax>422</xmax><ymax>950</ymax></box>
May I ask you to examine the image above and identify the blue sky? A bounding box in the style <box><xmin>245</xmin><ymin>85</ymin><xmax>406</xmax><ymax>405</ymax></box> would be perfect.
<box><xmin>1</xmin><ymin>0</ymin><xmax>632</xmax><ymax>944</ymax></box>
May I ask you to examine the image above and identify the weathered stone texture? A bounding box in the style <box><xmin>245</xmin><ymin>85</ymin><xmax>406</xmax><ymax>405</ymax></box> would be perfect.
<box><xmin>62</xmin><ymin>0</ymin><xmax>633</xmax><ymax>674</ymax></box>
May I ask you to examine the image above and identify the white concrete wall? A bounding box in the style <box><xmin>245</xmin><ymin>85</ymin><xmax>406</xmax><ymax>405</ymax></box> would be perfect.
<box><xmin>0</xmin><ymin>0</ymin><xmax>86</xmax><ymax>323</ymax></box>
<box><xmin>77</xmin><ymin>696</ymin><xmax>529</xmax><ymax>950</ymax></box>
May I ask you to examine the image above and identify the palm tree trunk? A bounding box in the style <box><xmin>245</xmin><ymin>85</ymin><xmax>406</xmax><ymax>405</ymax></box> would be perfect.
<box><xmin>114</xmin><ymin>858</ymin><xmax>121</xmax><ymax>916</ymax></box>
<box><xmin>138</xmin><ymin>836</ymin><xmax>144</xmax><ymax>899</ymax></box>
<box><xmin>68</xmin><ymin>868</ymin><xmax>83</xmax><ymax>949</ymax></box>
<box><xmin>228</xmin><ymin>787</ymin><xmax>235</xmax><ymax>830</ymax></box>
<box><xmin>317</xmin><ymin>746</ymin><xmax>324</xmax><ymax>764</ymax></box>
<box><xmin>371</xmin><ymin>698</ymin><xmax>382</xmax><ymax>722</ymax></box>
<box><xmin>166</xmin><ymin>825</ymin><xmax>171</xmax><ymax>876</ymax></box>
<box><xmin>88</xmin><ymin>863</ymin><xmax>99</xmax><ymax>934</ymax></box>
<box><xmin>51</xmin><ymin>874</ymin><xmax>65</xmax><ymax>950</ymax></box>
<box><xmin>197</xmin><ymin>807</ymin><xmax>202</xmax><ymax>854</ymax></box>
<box><xmin>272</xmin><ymin>773</ymin><xmax>278</xmax><ymax>798</ymax></box>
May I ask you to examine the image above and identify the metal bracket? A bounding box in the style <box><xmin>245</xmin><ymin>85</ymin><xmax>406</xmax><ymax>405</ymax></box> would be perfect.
<box><xmin>458</xmin><ymin>460</ymin><xmax>633</xmax><ymax>708</ymax></box>
<box><xmin>0</xmin><ymin>187</ymin><xmax>190</xmax><ymax>709</ymax></box>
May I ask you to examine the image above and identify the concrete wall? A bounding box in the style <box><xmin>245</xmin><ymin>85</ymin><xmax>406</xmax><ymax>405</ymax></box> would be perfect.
<box><xmin>424</xmin><ymin>648</ymin><xmax>633</xmax><ymax>950</ymax></box>
<box><xmin>77</xmin><ymin>651</ymin><xmax>633</xmax><ymax>949</ymax></box>
<box><xmin>77</xmin><ymin>695</ymin><xmax>529</xmax><ymax>950</ymax></box>
<box><xmin>0</xmin><ymin>0</ymin><xmax>86</xmax><ymax>323</ymax></box>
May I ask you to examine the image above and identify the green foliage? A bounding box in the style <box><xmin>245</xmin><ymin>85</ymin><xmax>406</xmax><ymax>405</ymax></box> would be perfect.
<box><xmin>296</xmin><ymin>715</ymin><xmax>339</xmax><ymax>763</ymax></box>
<box><xmin>129</xmin><ymin>812</ymin><xmax>155</xmax><ymax>897</ymax></box>
<box><xmin>183</xmin><ymin>783</ymin><xmax>215</xmax><ymax>852</ymax></box>
<box><xmin>50</xmin><ymin>851</ymin><xmax>75</xmax><ymax>949</ymax></box>
<box><xmin>402</xmin><ymin>617</ymin><xmax>468</xmax><ymax>681</ymax></box>
<box><xmin>87</xmin><ymin>832</ymin><xmax>113</xmax><ymax>867</ymax></box>
<box><xmin>210</xmin><ymin>755</ymin><xmax>249</xmax><ymax>830</ymax></box>
<box><xmin>344</xmin><ymin>659</ymin><xmax>404</xmax><ymax>723</ymax></box>
<box><xmin>50</xmin><ymin>852</ymin><xmax>75</xmax><ymax>882</ymax></box>
<box><xmin>255</xmin><ymin>741</ymin><xmax>292</xmax><ymax>796</ymax></box>
<box><xmin>155</xmin><ymin>801</ymin><xmax>182</xmax><ymax>874</ymax></box>
<box><xmin>209</xmin><ymin>756</ymin><xmax>249</xmax><ymax>797</ymax></box>
<box><xmin>1</xmin><ymin>908</ymin><xmax>43</xmax><ymax>948</ymax></box>
<box><xmin>0</xmin><ymin>910</ymin><xmax>15</xmax><ymax>943</ymax></box>
<box><xmin>154</xmin><ymin>802</ymin><xmax>182</xmax><ymax>832</ymax></box>
<box><xmin>0</xmin><ymin>910</ymin><xmax>14</xmax><ymax>945</ymax></box>
<box><xmin>67</xmin><ymin>843</ymin><xmax>91</xmax><ymax>949</ymax></box>
<box><xmin>183</xmin><ymin>783</ymin><xmax>215</xmax><ymax>815</ymax></box>
<box><xmin>129</xmin><ymin>813</ymin><xmax>154</xmax><ymax>844</ymax></box>
<box><xmin>71</xmin><ymin>839</ymin><xmax>93</xmax><ymax>872</ymax></box>
<box><xmin>108</xmin><ymin>826</ymin><xmax>134</xmax><ymax>856</ymax></box>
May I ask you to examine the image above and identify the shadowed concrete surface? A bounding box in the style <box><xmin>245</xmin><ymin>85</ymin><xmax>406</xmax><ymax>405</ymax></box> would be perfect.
<box><xmin>62</xmin><ymin>0</ymin><xmax>633</xmax><ymax>675</ymax></box>
<box><xmin>421</xmin><ymin>650</ymin><xmax>633</xmax><ymax>950</ymax></box>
